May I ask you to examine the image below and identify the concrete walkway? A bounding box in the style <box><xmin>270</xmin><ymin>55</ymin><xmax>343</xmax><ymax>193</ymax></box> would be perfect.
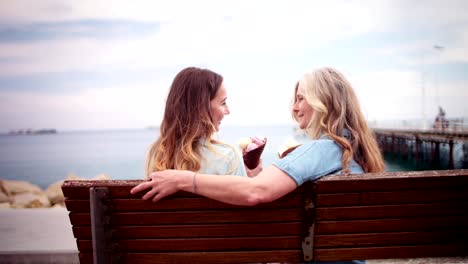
<box><xmin>0</xmin><ymin>208</ymin><xmax>78</xmax><ymax>263</ymax></box>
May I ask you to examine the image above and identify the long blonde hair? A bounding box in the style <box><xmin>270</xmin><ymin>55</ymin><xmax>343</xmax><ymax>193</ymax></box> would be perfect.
<box><xmin>293</xmin><ymin>67</ymin><xmax>385</xmax><ymax>173</ymax></box>
<box><xmin>146</xmin><ymin>67</ymin><xmax>227</xmax><ymax>177</ymax></box>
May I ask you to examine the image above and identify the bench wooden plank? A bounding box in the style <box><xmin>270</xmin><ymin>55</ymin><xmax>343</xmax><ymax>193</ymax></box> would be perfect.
<box><xmin>316</xmin><ymin>202</ymin><xmax>468</xmax><ymax>220</ymax></box>
<box><xmin>79</xmin><ymin>250</ymin><xmax>303</xmax><ymax>264</ymax></box>
<box><xmin>317</xmin><ymin>188</ymin><xmax>468</xmax><ymax>206</ymax></box>
<box><xmin>69</xmin><ymin>208</ymin><xmax>302</xmax><ymax>226</ymax></box>
<box><xmin>78</xmin><ymin>245</ymin><xmax>468</xmax><ymax>263</ymax></box>
<box><xmin>66</xmin><ymin>187</ymin><xmax>468</xmax><ymax>211</ymax></box>
<box><xmin>62</xmin><ymin>180</ymin><xmax>305</xmax><ymax>198</ymax></box>
<box><xmin>316</xmin><ymin>216</ymin><xmax>468</xmax><ymax>234</ymax></box>
<box><xmin>63</xmin><ymin>180</ymin><xmax>144</xmax><ymax>198</ymax></box>
<box><xmin>315</xmin><ymin>170</ymin><xmax>468</xmax><ymax>193</ymax></box>
<box><xmin>314</xmin><ymin>243</ymin><xmax>468</xmax><ymax>261</ymax></box>
<box><xmin>62</xmin><ymin>170</ymin><xmax>468</xmax><ymax>198</ymax></box>
<box><xmin>65</xmin><ymin>194</ymin><xmax>303</xmax><ymax>212</ymax></box>
<box><xmin>72</xmin><ymin>222</ymin><xmax>302</xmax><ymax>239</ymax></box>
<box><xmin>77</xmin><ymin>235</ymin><xmax>301</xmax><ymax>252</ymax></box>
<box><xmin>315</xmin><ymin>229</ymin><xmax>466</xmax><ymax>248</ymax></box>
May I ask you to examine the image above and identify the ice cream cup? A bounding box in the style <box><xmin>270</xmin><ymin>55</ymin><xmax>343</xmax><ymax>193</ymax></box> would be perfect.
<box><xmin>243</xmin><ymin>139</ymin><xmax>267</xmax><ymax>169</ymax></box>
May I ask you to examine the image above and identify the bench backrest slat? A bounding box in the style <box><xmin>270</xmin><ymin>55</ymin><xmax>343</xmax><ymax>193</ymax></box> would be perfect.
<box><xmin>315</xmin><ymin>244</ymin><xmax>467</xmax><ymax>261</ymax></box>
<box><xmin>69</xmin><ymin>208</ymin><xmax>303</xmax><ymax>226</ymax></box>
<box><xmin>315</xmin><ymin>170</ymin><xmax>468</xmax><ymax>193</ymax></box>
<box><xmin>77</xmin><ymin>235</ymin><xmax>302</xmax><ymax>251</ymax></box>
<box><xmin>65</xmin><ymin>195</ymin><xmax>303</xmax><ymax>212</ymax></box>
<box><xmin>72</xmin><ymin>222</ymin><xmax>302</xmax><ymax>240</ymax></box>
<box><xmin>79</xmin><ymin>250</ymin><xmax>302</xmax><ymax>264</ymax></box>
<box><xmin>317</xmin><ymin>202</ymin><xmax>468</xmax><ymax>220</ymax></box>
<box><xmin>316</xmin><ymin>216</ymin><xmax>467</xmax><ymax>234</ymax></box>
<box><xmin>317</xmin><ymin>188</ymin><xmax>467</xmax><ymax>206</ymax></box>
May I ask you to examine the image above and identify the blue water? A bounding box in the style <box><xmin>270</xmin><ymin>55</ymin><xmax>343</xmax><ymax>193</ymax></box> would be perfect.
<box><xmin>0</xmin><ymin>126</ymin><xmax>407</xmax><ymax>189</ymax></box>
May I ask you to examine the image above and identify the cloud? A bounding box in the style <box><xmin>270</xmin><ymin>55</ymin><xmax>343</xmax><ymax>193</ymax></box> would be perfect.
<box><xmin>0</xmin><ymin>82</ymin><xmax>168</xmax><ymax>130</ymax></box>
<box><xmin>0</xmin><ymin>0</ymin><xmax>467</xmax><ymax>131</ymax></box>
<box><xmin>5</xmin><ymin>0</ymin><xmax>466</xmax><ymax>77</ymax></box>
<box><xmin>0</xmin><ymin>20</ymin><xmax>160</xmax><ymax>43</ymax></box>
<box><xmin>440</xmin><ymin>28</ymin><xmax>468</xmax><ymax>63</ymax></box>
<box><xmin>0</xmin><ymin>67</ymin><xmax>177</xmax><ymax>93</ymax></box>
<box><xmin>350</xmin><ymin>69</ymin><xmax>468</xmax><ymax>121</ymax></box>
<box><xmin>0</xmin><ymin>1</ymin><xmax>389</xmax><ymax>78</ymax></box>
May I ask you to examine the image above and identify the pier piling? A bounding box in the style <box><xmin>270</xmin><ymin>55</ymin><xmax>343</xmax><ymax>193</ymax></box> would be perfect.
<box><xmin>374</xmin><ymin>129</ymin><xmax>467</xmax><ymax>170</ymax></box>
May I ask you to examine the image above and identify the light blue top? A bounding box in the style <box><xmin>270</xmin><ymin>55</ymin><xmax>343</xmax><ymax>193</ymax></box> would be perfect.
<box><xmin>198</xmin><ymin>140</ymin><xmax>247</xmax><ymax>176</ymax></box>
<box><xmin>272</xmin><ymin>134</ymin><xmax>364</xmax><ymax>186</ymax></box>
<box><xmin>273</xmin><ymin>133</ymin><xmax>365</xmax><ymax>264</ymax></box>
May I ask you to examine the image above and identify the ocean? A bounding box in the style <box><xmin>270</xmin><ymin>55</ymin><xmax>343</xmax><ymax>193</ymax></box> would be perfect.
<box><xmin>0</xmin><ymin>126</ymin><xmax>409</xmax><ymax>189</ymax></box>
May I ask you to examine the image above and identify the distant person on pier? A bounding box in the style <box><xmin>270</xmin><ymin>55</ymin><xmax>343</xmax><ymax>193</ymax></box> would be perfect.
<box><xmin>145</xmin><ymin>67</ymin><xmax>247</xmax><ymax>179</ymax></box>
<box><xmin>433</xmin><ymin>106</ymin><xmax>449</xmax><ymax>130</ymax></box>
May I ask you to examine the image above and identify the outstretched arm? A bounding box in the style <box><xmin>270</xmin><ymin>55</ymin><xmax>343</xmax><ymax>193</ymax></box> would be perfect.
<box><xmin>130</xmin><ymin>165</ymin><xmax>297</xmax><ymax>206</ymax></box>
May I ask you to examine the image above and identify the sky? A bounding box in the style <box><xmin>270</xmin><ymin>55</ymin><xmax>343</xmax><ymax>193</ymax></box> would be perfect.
<box><xmin>0</xmin><ymin>0</ymin><xmax>467</xmax><ymax>132</ymax></box>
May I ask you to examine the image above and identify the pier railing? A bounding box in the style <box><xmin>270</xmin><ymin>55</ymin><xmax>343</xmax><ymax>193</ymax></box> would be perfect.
<box><xmin>373</xmin><ymin>128</ymin><xmax>468</xmax><ymax>170</ymax></box>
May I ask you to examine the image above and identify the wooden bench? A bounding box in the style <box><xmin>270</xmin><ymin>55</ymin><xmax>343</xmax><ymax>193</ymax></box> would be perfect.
<box><xmin>62</xmin><ymin>169</ymin><xmax>468</xmax><ymax>263</ymax></box>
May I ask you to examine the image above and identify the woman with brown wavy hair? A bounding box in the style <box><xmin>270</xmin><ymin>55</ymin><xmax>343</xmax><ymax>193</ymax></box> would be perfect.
<box><xmin>134</xmin><ymin>67</ymin><xmax>384</xmax><ymax>212</ymax></box>
<box><xmin>145</xmin><ymin>67</ymin><xmax>246</xmax><ymax>178</ymax></box>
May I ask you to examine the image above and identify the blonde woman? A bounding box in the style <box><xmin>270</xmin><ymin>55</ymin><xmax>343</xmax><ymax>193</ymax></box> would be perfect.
<box><xmin>146</xmin><ymin>67</ymin><xmax>246</xmax><ymax>178</ymax></box>
<box><xmin>134</xmin><ymin>67</ymin><xmax>384</xmax><ymax>206</ymax></box>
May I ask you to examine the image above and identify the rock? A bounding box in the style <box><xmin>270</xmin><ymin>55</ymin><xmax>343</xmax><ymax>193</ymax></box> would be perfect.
<box><xmin>11</xmin><ymin>193</ymin><xmax>51</xmax><ymax>208</ymax></box>
<box><xmin>45</xmin><ymin>180</ymin><xmax>65</xmax><ymax>205</ymax></box>
<box><xmin>92</xmin><ymin>173</ymin><xmax>111</xmax><ymax>180</ymax></box>
<box><xmin>0</xmin><ymin>202</ymin><xmax>11</xmax><ymax>209</ymax></box>
<box><xmin>2</xmin><ymin>179</ymin><xmax>43</xmax><ymax>196</ymax></box>
<box><xmin>0</xmin><ymin>180</ymin><xmax>10</xmax><ymax>203</ymax></box>
<box><xmin>51</xmin><ymin>203</ymin><xmax>65</xmax><ymax>208</ymax></box>
<box><xmin>65</xmin><ymin>173</ymin><xmax>83</xmax><ymax>181</ymax></box>
<box><xmin>0</xmin><ymin>191</ymin><xmax>9</xmax><ymax>203</ymax></box>
<box><xmin>0</xmin><ymin>180</ymin><xmax>9</xmax><ymax>200</ymax></box>
<box><xmin>64</xmin><ymin>173</ymin><xmax>111</xmax><ymax>181</ymax></box>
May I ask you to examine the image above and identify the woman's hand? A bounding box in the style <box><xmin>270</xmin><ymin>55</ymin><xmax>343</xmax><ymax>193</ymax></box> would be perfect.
<box><xmin>130</xmin><ymin>170</ymin><xmax>192</xmax><ymax>202</ymax></box>
<box><xmin>246</xmin><ymin>159</ymin><xmax>263</xmax><ymax>177</ymax></box>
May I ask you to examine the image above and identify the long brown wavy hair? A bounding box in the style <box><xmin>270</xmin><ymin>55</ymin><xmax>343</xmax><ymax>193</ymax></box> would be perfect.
<box><xmin>293</xmin><ymin>67</ymin><xmax>385</xmax><ymax>173</ymax></box>
<box><xmin>146</xmin><ymin>67</ymin><xmax>225</xmax><ymax>177</ymax></box>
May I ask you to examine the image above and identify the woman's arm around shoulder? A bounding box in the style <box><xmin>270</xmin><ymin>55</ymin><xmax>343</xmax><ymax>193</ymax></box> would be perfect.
<box><xmin>130</xmin><ymin>165</ymin><xmax>297</xmax><ymax>206</ymax></box>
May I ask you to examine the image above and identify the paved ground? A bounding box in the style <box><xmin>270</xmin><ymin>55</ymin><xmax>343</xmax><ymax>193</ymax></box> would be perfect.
<box><xmin>0</xmin><ymin>208</ymin><xmax>77</xmax><ymax>252</ymax></box>
<box><xmin>0</xmin><ymin>208</ymin><xmax>78</xmax><ymax>264</ymax></box>
<box><xmin>0</xmin><ymin>253</ymin><xmax>79</xmax><ymax>264</ymax></box>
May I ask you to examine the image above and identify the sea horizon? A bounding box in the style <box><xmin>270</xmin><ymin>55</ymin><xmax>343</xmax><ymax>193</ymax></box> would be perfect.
<box><xmin>2</xmin><ymin>115</ymin><xmax>467</xmax><ymax>136</ymax></box>
<box><xmin>0</xmin><ymin>124</ymin><xmax>456</xmax><ymax>189</ymax></box>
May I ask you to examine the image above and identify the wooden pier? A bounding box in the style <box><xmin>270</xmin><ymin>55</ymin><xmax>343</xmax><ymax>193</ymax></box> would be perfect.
<box><xmin>373</xmin><ymin>128</ymin><xmax>468</xmax><ymax>170</ymax></box>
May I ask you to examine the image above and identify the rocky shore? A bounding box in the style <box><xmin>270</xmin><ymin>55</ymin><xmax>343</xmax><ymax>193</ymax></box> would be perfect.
<box><xmin>0</xmin><ymin>173</ymin><xmax>111</xmax><ymax>209</ymax></box>
<box><xmin>0</xmin><ymin>174</ymin><xmax>112</xmax><ymax>264</ymax></box>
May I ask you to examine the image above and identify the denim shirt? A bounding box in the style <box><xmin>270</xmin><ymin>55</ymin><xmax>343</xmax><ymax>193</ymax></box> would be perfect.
<box><xmin>272</xmin><ymin>134</ymin><xmax>365</xmax><ymax>264</ymax></box>
<box><xmin>272</xmin><ymin>134</ymin><xmax>364</xmax><ymax>185</ymax></box>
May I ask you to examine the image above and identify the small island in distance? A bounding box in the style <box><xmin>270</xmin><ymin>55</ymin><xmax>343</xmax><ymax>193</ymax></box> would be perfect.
<box><xmin>7</xmin><ymin>128</ymin><xmax>57</xmax><ymax>135</ymax></box>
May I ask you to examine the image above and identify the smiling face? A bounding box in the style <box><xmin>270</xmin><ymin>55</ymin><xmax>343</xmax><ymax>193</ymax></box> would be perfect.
<box><xmin>210</xmin><ymin>83</ymin><xmax>230</xmax><ymax>131</ymax></box>
<box><xmin>293</xmin><ymin>84</ymin><xmax>314</xmax><ymax>129</ymax></box>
